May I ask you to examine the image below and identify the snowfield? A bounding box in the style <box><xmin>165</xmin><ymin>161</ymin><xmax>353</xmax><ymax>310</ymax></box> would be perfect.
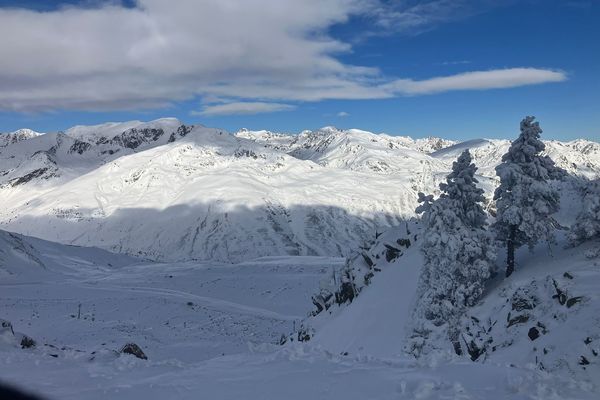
<box><xmin>1</xmin><ymin>119</ymin><xmax>599</xmax><ymax>399</ymax></box>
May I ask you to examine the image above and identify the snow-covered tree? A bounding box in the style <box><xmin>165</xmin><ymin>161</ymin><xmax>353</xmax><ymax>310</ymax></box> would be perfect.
<box><xmin>410</xmin><ymin>150</ymin><xmax>496</xmax><ymax>357</ymax></box>
<box><xmin>493</xmin><ymin>116</ymin><xmax>563</xmax><ymax>277</ymax></box>
<box><xmin>569</xmin><ymin>179</ymin><xmax>600</xmax><ymax>245</ymax></box>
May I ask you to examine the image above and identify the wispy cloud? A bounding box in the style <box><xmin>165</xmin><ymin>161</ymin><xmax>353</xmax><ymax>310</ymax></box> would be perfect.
<box><xmin>337</xmin><ymin>111</ymin><xmax>350</xmax><ymax>117</ymax></box>
<box><xmin>195</xmin><ymin>102</ymin><xmax>296</xmax><ymax>116</ymax></box>
<box><xmin>439</xmin><ymin>60</ymin><xmax>471</xmax><ymax>66</ymax></box>
<box><xmin>385</xmin><ymin>68</ymin><xmax>567</xmax><ymax>95</ymax></box>
<box><xmin>364</xmin><ymin>0</ymin><xmax>514</xmax><ymax>36</ymax></box>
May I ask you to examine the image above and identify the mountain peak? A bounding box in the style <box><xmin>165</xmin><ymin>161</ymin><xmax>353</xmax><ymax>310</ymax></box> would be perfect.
<box><xmin>0</xmin><ymin>128</ymin><xmax>44</xmax><ymax>148</ymax></box>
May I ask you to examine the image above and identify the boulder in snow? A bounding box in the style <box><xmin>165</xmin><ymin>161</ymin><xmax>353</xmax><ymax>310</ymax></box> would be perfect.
<box><xmin>120</xmin><ymin>343</ymin><xmax>147</xmax><ymax>360</ymax></box>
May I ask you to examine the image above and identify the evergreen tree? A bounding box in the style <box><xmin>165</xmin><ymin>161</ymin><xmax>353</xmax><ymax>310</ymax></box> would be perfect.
<box><xmin>410</xmin><ymin>150</ymin><xmax>496</xmax><ymax>357</ymax></box>
<box><xmin>493</xmin><ymin>116</ymin><xmax>563</xmax><ymax>277</ymax></box>
<box><xmin>569</xmin><ymin>179</ymin><xmax>600</xmax><ymax>245</ymax></box>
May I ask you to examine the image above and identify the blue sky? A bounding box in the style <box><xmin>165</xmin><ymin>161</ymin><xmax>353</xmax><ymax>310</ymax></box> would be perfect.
<box><xmin>0</xmin><ymin>0</ymin><xmax>598</xmax><ymax>141</ymax></box>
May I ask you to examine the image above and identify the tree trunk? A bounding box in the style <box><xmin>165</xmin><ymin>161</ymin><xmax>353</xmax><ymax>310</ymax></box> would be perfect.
<box><xmin>506</xmin><ymin>225</ymin><xmax>516</xmax><ymax>277</ymax></box>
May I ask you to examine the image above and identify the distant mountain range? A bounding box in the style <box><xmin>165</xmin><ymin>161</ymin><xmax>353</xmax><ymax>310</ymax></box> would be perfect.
<box><xmin>0</xmin><ymin>119</ymin><xmax>598</xmax><ymax>262</ymax></box>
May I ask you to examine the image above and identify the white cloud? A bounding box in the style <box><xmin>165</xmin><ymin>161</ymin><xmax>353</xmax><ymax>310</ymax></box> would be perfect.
<box><xmin>195</xmin><ymin>102</ymin><xmax>295</xmax><ymax>116</ymax></box>
<box><xmin>0</xmin><ymin>0</ymin><xmax>373</xmax><ymax>112</ymax></box>
<box><xmin>0</xmin><ymin>1</ymin><xmax>567</xmax><ymax>113</ymax></box>
<box><xmin>385</xmin><ymin>68</ymin><xmax>567</xmax><ymax>95</ymax></box>
<box><xmin>337</xmin><ymin>111</ymin><xmax>350</xmax><ymax>117</ymax></box>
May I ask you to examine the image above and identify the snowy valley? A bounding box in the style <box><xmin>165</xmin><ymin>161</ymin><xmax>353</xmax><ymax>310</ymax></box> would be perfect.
<box><xmin>0</xmin><ymin>118</ymin><xmax>599</xmax><ymax>399</ymax></box>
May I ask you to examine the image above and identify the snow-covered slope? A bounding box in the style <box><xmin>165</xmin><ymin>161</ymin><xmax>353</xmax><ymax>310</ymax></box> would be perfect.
<box><xmin>0</xmin><ymin>228</ymin><xmax>348</xmax><ymax>400</ymax></box>
<box><xmin>0</xmin><ymin>120</ymin><xmax>598</xmax><ymax>262</ymax></box>
<box><xmin>0</xmin><ymin>229</ymin><xmax>138</xmax><ymax>282</ymax></box>
<box><xmin>3</xmin><ymin>225</ymin><xmax>597</xmax><ymax>400</ymax></box>
<box><xmin>309</xmin><ymin>225</ymin><xmax>423</xmax><ymax>358</ymax></box>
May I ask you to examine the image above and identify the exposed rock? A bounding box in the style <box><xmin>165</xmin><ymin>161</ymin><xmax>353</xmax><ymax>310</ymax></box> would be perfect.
<box><xmin>68</xmin><ymin>140</ymin><xmax>92</xmax><ymax>154</ymax></box>
<box><xmin>464</xmin><ymin>338</ymin><xmax>485</xmax><ymax>361</ymax></box>
<box><xmin>168</xmin><ymin>125</ymin><xmax>192</xmax><ymax>143</ymax></box>
<box><xmin>9</xmin><ymin>168</ymin><xmax>50</xmax><ymax>187</ymax></box>
<box><xmin>551</xmin><ymin>279</ymin><xmax>567</xmax><ymax>306</ymax></box>
<box><xmin>507</xmin><ymin>314</ymin><xmax>529</xmax><ymax>328</ymax></box>
<box><xmin>19</xmin><ymin>335</ymin><xmax>36</xmax><ymax>349</ymax></box>
<box><xmin>563</xmin><ymin>272</ymin><xmax>574</xmax><ymax>279</ymax></box>
<box><xmin>384</xmin><ymin>244</ymin><xmax>402</xmax><ymax>262</ymax></box>
<box><xmin>396</xmin><ymin>238</ymin><xmax>411</xmax><ymax>248</ymax></box>
<box><xmin>335</xmin><ymin>281</ymin><xmax>355</xmax><ymax>305</ymax></box>
<box><xmin>579</xmin><ymin>356</ymin><xmax>590</xmax><ymax>365</ymax></box>
<box><xmin>528</xmin><ymin>327</ymin><xmax>540</xmax><ymax>341</ymax></box>
<box><xmin>120</xmin><ymin>343</ymin><xmax>147</xmax><ymax>360</ymax></box>
<box><xmin>311</xmin><ymin>291</ymin><xmax>333</xmax><ymax>315</ymax></box>
<box><xmin>296</xmin><ymin>326</ymin><xmax>312</xmax><ymax>342</ymax></box>
<box><xmin>566</xmin><ymin>296</ymin><xmax>583</xmax><ymax>308</ymax></box>
<box><xmin>361</xmin><ymin>252</ymin><xmax>374</xmax><ymax>268</ymax></box>
<box><xmin>111</xmin><ymin>128</ymin><xmax>165</xmax><ymax>150</ymax></box>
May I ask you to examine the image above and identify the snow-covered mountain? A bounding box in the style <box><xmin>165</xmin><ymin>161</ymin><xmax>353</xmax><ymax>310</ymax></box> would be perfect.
<box><xmin>0</xmin><ymin>119</ymin><xmax>598</xmax><ymax>262</ymax></box>
<box><xmin>0</xmin><ymin>128</ymin><xmax>43</xmax><ymax>148</ymax></box>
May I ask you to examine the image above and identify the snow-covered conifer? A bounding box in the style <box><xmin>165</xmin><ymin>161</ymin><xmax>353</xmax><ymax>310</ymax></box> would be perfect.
<box><xmin>569</xmin><ymin>179</ymin><xmax>600</xmax><ymax>245</ymax></box>
<box><xmin>410</xmin><ymin>150</ymin><xmax>496</xmax><ymax>357</ymax></box>
<box><xmin>493</xmin><ymin>116</ymin><xmax>563</xmax><ymax>277</ymax></box>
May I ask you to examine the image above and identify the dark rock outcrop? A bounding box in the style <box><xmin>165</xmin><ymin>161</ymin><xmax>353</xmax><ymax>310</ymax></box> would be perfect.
<box><xmin>528</xmin><ymin>327</ymin><xmax>540</xmax><ymax>341</ymax></box>
<box><xmin>120</xmin><ymin>343</ymin><xmax>147</xmax><ymax>360</ymax></box>
<box><xmin>20</xmin><ymin>335</ymin><xmax>36</xmax><ymax>349</ymax></box>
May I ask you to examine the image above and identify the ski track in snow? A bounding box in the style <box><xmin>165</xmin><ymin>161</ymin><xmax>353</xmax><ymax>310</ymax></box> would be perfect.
<box><xmin>74</xmin><ymin>283</ymin><xmax>302</xmax><ymax>321</ymax></box>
